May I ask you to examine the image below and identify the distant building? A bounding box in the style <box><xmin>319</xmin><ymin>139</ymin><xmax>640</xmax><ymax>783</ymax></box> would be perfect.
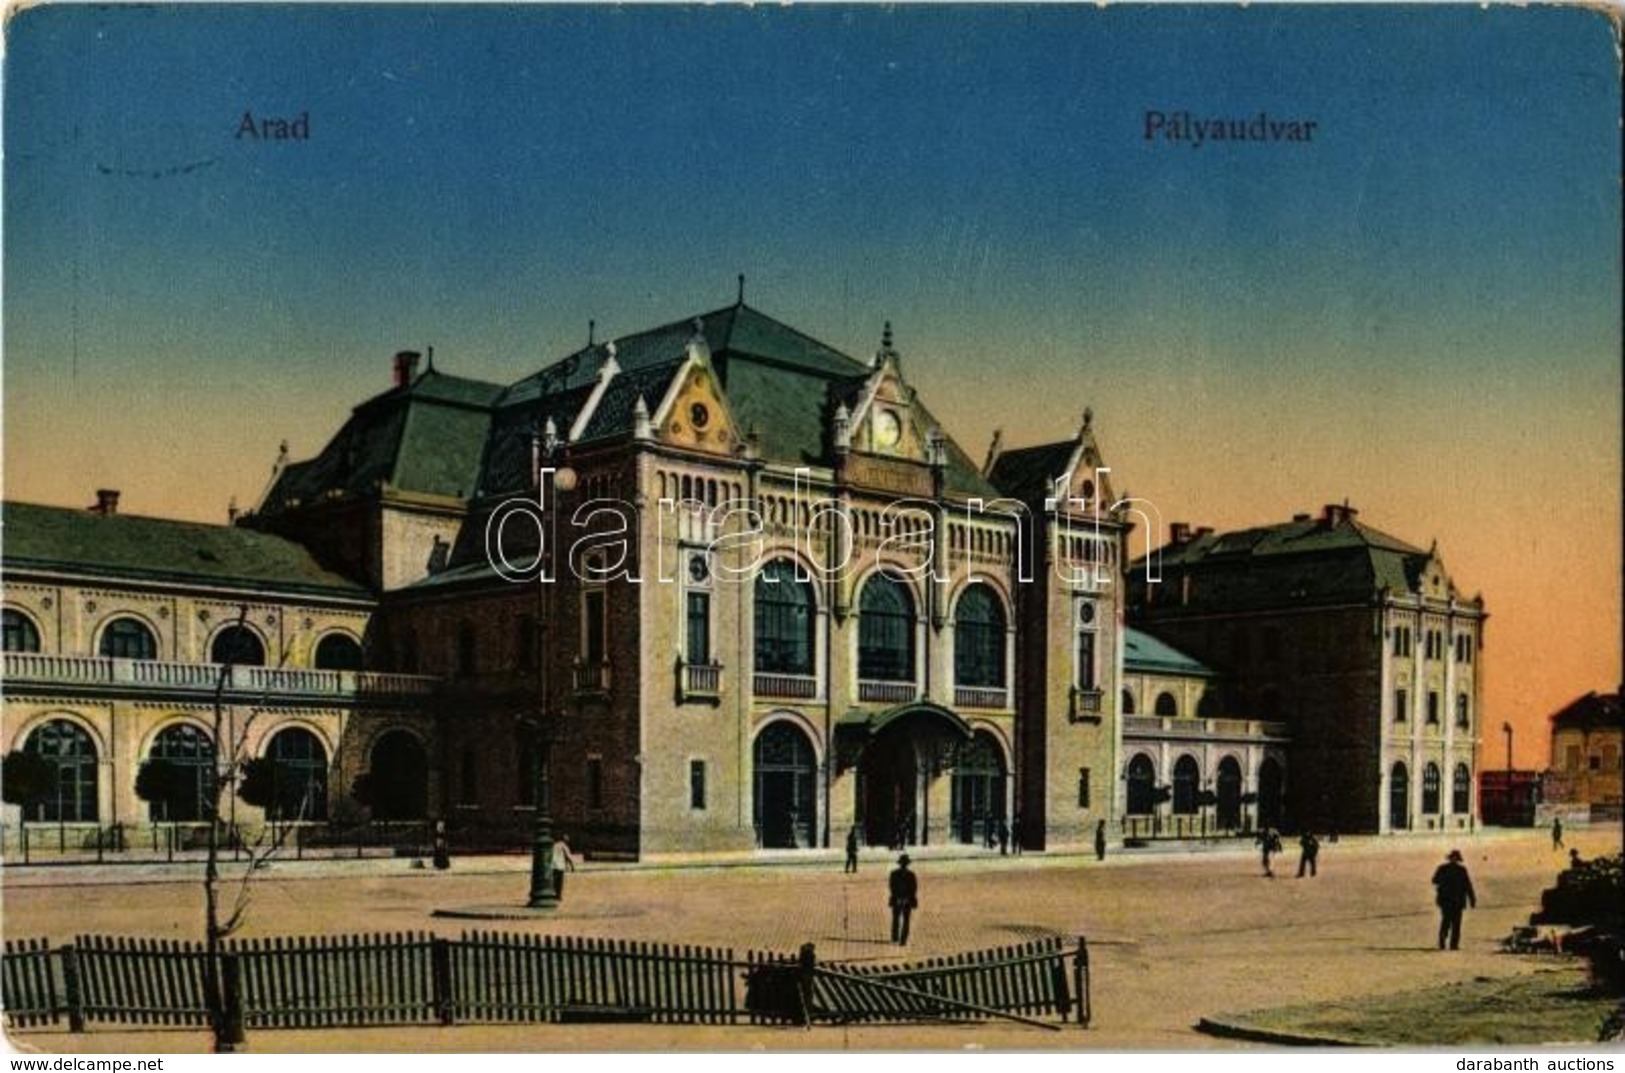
<box><xmin>1128</xmin><ymin>505</ymin><xmax>1486</xmax><ymax>835</ymax></box>
<box><xmin>1544</xmin><ymin>690</ymin><xmax>1623</xmax><ymax>819</ymax></box>
<box><xmin>1478</xmin><ymin>770</ymin><xmax>1541</xmax><ymax>827</ymax></box>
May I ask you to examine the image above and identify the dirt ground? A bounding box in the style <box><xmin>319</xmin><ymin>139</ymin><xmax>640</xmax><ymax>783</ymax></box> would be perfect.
<box><xmin>2</xmin><ymin>823</ymin><xmax>1618</xmax><ymax>1052</ymax></box>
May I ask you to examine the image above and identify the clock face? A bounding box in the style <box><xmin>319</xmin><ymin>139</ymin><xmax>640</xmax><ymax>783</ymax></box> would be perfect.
<box><xmin>1078</xmin><ymin>601</ymin><xmax>1096</xmax><ymax>627</ymax></box>
<box><xmin>689</xmin><ymin>402</ymin><xmax>710</xmax><ymax>430</ymax></box>
<box><xmin>687</xmin><ymin>554</ymin><xmax>710</xmax><ymax>583</ymax></box>
<box><xmin>874</xmin><ymin>409</ymin><xmax>902</xmax><ymax>449</ymax></box>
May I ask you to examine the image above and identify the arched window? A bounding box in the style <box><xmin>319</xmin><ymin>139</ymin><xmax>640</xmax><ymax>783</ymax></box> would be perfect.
<box><xmin>1216</xmin><ymin>756</ymin><xmax>1242</xmax><ymax>829</ymax></box>
<box><xmin>264</xmin><ymin>727</ymin><xmax>328</xmax><ymax>821</ymax></box>
<box><xmin>1126</xmin><ymin>754</ymin><xmax>1156</xmax><ymax>815</ymax></box>
<box><xmin>1452</xmin><ymin>763</ymin><xmax>1471</xmax><ymax>814</ymax></box>
<box><xmin>1455</xmin><ymin>694</ymin><xmax>1470</xmax><ymax>730</ymax></box>
<box><xmin>1422</xmin><ymin>762</ymin><xmax>1441</xmax><ymax>814</ymax></box>
<box><xmin>1258</xmin><ymin>757</ymin><xmax>1285</xmax><ymax>828</ymax></box>
<box><xmin>1154</xmin><ymin>692</ymin><xmax>1178</xmax><ymax>718</ymax></box>
<box><xmin>146</xmin><ymin>724</ymin><xmax>216</xmax><ymax>822</ymax></box>
<box><xmin>953</xmin><ymin>585</ymin><xmax>1005</xmax><ymax>688</ymax></box>
<box><xmin>754</xmin><ymin>560</ymin><xmax>814</xmax><ymax>675</ymax></box>
<box><xmin>22</xmin><ymin>719</ymin><xmax>98</xmax><ymax>822</ymax></box>
<box><xmin>1120</xmin><ymin>689</ymin><xmax>1136</xmax><ymax>715</ymax></box>
<box><xmin>211</xmin><ymin>626</ymin><xmax>265</xmax><ymax>666</ymax></box>
<box><xmin>858</xmin><ymin>574</ymin><xmax>914</xmax><ymax>682</ymax></box>
<box><xmin>1172</xmin><ymin>755</ymin><xmax>1200</xmax><ymax>814</ymax></box>
<box><xmin>950</xmin><ymin>730</ymin><xmax>1007</xmax><ymax>845</ymax></box>
<box><xmin>100</xmin><ymin>617</ymin><xmax>157</xmax><ymax>660</ymax></box>
<box><xmin>3</xmin><ymin>609</ymin><xmax>41</xmax><ymax>653</ymax></box>
<box><xmin>314</xmin><ymin>634</ymin><xmax>363</xmax><ymax>672</ymax></box>
<box><xmin>1390</xmin><ymin>761</ymin><xmax>1410</xmax><ymax>829</ymax></box>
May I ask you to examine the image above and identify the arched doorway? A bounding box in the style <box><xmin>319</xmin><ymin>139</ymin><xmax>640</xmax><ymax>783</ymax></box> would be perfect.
<box><xmin>1257</xmin><ymin>756</ymin><xmax>1284</xmax><ymax>828</ymax></box>
<box><xmin>1390</xmin><ymin>761</ymin><xmax>1410</xmax><ymax>830</ymax></box>
<box><xmin>22</xmin><ymin>719</ymin><xmax>98</xmax><ymax>822</ymax></box>
<box><xmin>753</xmin><ymin>721</ymin><xmax>817</xmax><ymax>849</ymax></box>
<box><xmin>366</xmin><ymin>731</ymin><xmax>428</xmax><ymax>821</ymax></box>
<box><xmin>950</xmin><ymin>730</ymin><xmax>1006</xmax><ymax>845</ymax></box>
<box><xmin>860</xmin><ymin>731</ymin><xmax>917</xmax><ymax>849</ymax></box>
<box><xmin>1216</xmin><ymin>756</ymin><xmax>1242</xmax><ymax>830</ymax></box>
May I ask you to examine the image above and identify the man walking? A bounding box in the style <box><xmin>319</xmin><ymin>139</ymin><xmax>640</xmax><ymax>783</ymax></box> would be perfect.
<box><xmin>552</xmin><ymin>833</ymin><xmax>577</xmax><ymax>900</ymax></box>
<box><xmin>1297</xmin><ymin>831</ymin><xmax>1320</xmax><ymax>878</ymax></box>
<box><xmin>844</xmin><ymin>826</ymin><xmax>860</xmax><ymax>873</ymax></box>
<box><xmin>1094</xmin><ymin>819</ymin><xmax>1108</xmax><ymax>862</ymax></box>
<box><xmin>1551</xmin><ymin>816</ymin><xmax>1564</xmax><ymax>850</ymax></box>
<box><xmin>888</xmin><ymin>854</ymin><xmax>918</xmax><ymax>946</ymax></box>
<box><xmin>1431</xmin><ymin>849</ymin><xmax>1477</xmax><ymax>950</ymax></box>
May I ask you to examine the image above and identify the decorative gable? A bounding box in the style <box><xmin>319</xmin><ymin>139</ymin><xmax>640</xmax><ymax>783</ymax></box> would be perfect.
<box><xmin>847</xmin><ymin>325</ymin><xmax>930</xmax><ymax>463</ymax></box>
<box><xmin>650</xmin><ymin>324</ymin><xmax>742</xmax><ymax>457</ymax></box>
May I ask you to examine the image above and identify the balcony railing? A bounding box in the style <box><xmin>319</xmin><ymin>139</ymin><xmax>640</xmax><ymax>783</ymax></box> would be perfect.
<box><xmin>1121</xmin><ymin>713</ymin><xmax>1292</xmax><ymax>740</ymax></box>
<box><xmin>753</xmin><ymin>672</ymin><xmax>817</xmax><ymax>700</ymax></box>
<box><xmin>2</xmin><ymin>653</ymin><xmax>437</xmax><ymax>699</ymax></box>
<box><xmin>954</xmin><ymin>686</ymin><xmax>1009</xmax><ymax>710</ymax></box>
<box><xmin>571</xmin><ymin>661</ymin><xmax>612</xmax><ymax>694</ymax></box>
<box><xmin>858</xmin><ymin>680</ymin><xmax>917</xmax><ymax>704</ymax></box>
<box><xmin>1069</xmin><ymin>687</ymin><xmax>1104</xmax><ymax>723</ymax></box>
<box><xmin>678</xmin><ymin>660</ymin><xmax>723</xmax><ymax>702</ymax></box>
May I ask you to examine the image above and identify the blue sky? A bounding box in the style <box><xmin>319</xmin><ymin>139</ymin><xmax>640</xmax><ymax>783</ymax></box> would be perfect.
<box><xmin>3</xmin><ymin>4</ymin><xmax>1619</xmax><ymax>761</ymax></box>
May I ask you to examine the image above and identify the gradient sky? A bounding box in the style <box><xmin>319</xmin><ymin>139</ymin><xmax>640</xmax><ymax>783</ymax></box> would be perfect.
<box><xmin>4</xmin><ymin>5</ymin><xmax>1619</xmax><ymax>769</ymax></box>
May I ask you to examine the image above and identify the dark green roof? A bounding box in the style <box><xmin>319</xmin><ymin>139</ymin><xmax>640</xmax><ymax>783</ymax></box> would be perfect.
<box><xmin>1549</xmin><ymin>691</ymin><xmax>1622</xmax><ymax>732</ymax></box>
<box><xmin>261</xmin><ymin>369</ymin><xmax>503</xmax><ymax>513</ymax></box>
<box><xmin>1129</xmin><ymin>510</ymin><xmax>1439</xmax><ymax>613</ymax></box>
<box><xmin>1</xmin><ymin>502</ymin><xmax>368</xmax><ymax>597</ymax></box>
<box><xmin>1124</xmin><ymin>627</ymin><xmax>1215</xmax><ymax>678</ymax></box>
<box><xmin>988</xmin><ymin>441</ymin><xmax>1078</xmax><ymax>504</ymax></box>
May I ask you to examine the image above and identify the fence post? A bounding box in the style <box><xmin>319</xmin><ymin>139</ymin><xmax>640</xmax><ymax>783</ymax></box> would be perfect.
<box><xmin>60</xmin><ymin>944</ymin><xmax>86</xmax><ymax>1033</ymax></box>
<box><xmin>1072</xmin><ymin>937</ymin><xmax>1090</xmax><ymax>1027</ymax></box>
<box><xmin>431</xmin><ymin>937</ymin><xmax>455</xmax><ymax>1025</ymax></box>
<box><xmin>222</xmin><ymin>952</ymin><xmax>246</xmax><ymax>1047</ymax></box>
<box><xmin>796</xmin><ymin>942</ymin><xmax>816</xmax><ymax>1029</ymax></box>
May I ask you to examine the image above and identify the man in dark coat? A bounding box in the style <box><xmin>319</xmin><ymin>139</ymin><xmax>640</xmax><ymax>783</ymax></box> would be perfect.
<box><xmin>888</xmin><ymin>854</ymin><xmax>918</xmax><ymax>946</ymax></box>
<box><xmin>844</xmin><ymin>826</ymin><xmax>860</xmax><ymax>873</ymax></box>
<box><xmin>1094</xmin><ymin>819</ymin><xmax>1108</xmax><ymax>862</ymax></box>
<box><xmin>1431</xmin><ymin>849</ymin><xmax>1477</xmax><ymax>950</ymax></box>
<box><xmin>1297</xmin><ymin>831</ymin><xmax>1320</xmax><ymax>878</ymax></box>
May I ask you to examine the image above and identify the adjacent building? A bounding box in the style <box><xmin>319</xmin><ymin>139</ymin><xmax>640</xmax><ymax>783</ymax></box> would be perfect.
<box><xmin>1127</xmin><ymin>505</ymin><xmax>1486</xmax><ymax>835</ymax></box>
<box><xmin>1544</xmin><ymin>690</ymin><xmax>1623</xmax><ymax>820</ymax></box>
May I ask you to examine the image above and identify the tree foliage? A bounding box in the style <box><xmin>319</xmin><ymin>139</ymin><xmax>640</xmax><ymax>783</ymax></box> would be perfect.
<box><xmin>1</xmin><ymin>750</ymin><xmax>55</xmax><ymax>808</ymax></box>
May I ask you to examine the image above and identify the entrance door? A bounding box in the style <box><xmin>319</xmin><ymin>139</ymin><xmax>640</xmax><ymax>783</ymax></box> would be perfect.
<box><xmin>860</xmin><ymin>733</ymin><xmax>918</xmax><ymax>849</ymax></box>
<box><xmin>753</xmin><ymin>722</ymin><xmax>817</xmax><ymax>848</ymax></box>
<box><xmin>1257</xmin><ymin>757</ymin><xmax>1284</xmax><ymax>829</ymax></box>
<box><xmin>950</xmin><ymin>731</ymin><xmax>1006</xmax><ymax>845</ymax></box>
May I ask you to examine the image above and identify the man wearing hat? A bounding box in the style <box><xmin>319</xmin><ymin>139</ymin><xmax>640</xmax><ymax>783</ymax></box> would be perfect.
<box><xmin>1431</xmin><ymin>849</ymin><xmax>1477</xmax><ymax>950</ymax></box>
<box><xmin>888</xmin><ymin>854</ymin><xmax>919</xmax><ymax>946</ymax></box>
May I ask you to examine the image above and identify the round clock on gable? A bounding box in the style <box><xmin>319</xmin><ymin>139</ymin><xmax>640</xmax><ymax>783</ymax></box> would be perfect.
<box><xmin>874</xmin><ymin>409</ymin><xmax>902</xmax><ymax>450</ymax></box>
<box><xmin>690</xmin><ymin>402</ymin><xmax>711</xmax><ymax>430</ymax></box>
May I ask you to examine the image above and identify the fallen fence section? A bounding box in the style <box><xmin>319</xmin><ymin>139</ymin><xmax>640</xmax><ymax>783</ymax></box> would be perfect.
<box><xmin>3</xmin><ymin>931</ymin><xmax>1088</xmax><ymax>1032</ymax></box>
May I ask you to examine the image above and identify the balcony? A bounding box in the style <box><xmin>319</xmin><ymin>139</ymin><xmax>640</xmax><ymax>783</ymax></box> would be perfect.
<box><xmin>1121</xmin><ymin>713</ymin><xmax>1292</xmax><ymax>741</ymax></box>
<box><xmin>677</xmin><ymin>660</ymin><xmax>723</xmax><ymax>703</ymax></box>
<box><xmin>858</xmin><ymin>680</ymin><xmax>917</xmax><ymax>704</ymax></box>
<box><xmin>954</xmin><ymin>686</ymin><xmax>1009</xmax><ymax>710</ymax></box>
<box><xmin>753</xmin><ymin>672</ymin><xmax>817</xmax><ymax>700</ymax></box>
<box><xmin>2</xmin><ymin>653</ymin><xmax>437</xmax><ymax>701</ymax></box>
<box><xmin>571</xmin><ymin>660</ymin><xmax>611</xmax><ymax>695</ymax></box>
<box><xmin>1069</xmin><ymin>687</ymin><xmax>1104</xmax><ymax>723</ymax></box>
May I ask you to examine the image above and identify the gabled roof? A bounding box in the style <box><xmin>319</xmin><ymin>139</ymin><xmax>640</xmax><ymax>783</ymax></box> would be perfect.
<box><xmin>1549</xmin><ymin>691</ymin><xmax>1622</xmax><ymax>732</ymax></box>
<box><xmin>260</xmin><ymin>369</ymin><xmax>504</xmax><ymax>514</ymax></box>
<box><xmin>988</xmin><ymin>441</ymin><xmax>1078</xmax><ymax>503</ymax></box>
<box><xmin>1124</xmin><ymin>627</ymin><xmax>1216</xmax><ymax>678</ymax></box>
<box><xmin>1</xmin><ymin>502</ymin><xmax>368</xmax><ymax>597</ymax></box>
<box><xmin>1129</xmin><ymin>508</ymin><xmax>1450</xmax><ymax>612</ymax></box>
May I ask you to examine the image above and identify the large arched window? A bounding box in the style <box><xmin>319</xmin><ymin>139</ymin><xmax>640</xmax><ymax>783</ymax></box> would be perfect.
<box><xmin>1452</xmin><ymin>763</ymin><xmax>1471</xmax><ymax>814</ymax></box>
<box><xmin>1154</xmin><ymin>692</ymin><xmax>1178</xmax><ymax>718</ymax></box>
<box><xmin>1126</xmin><ymin>754</ymin><xmax>1156</xmax><ymax>815</ymax></box>
<box><xmin>1390</xmin><ymin>761</ymin><xmax>1410</xmax><ymax>829</ymax></box>
<box><xmin>146</xmin><ymin>724</ymin><xmax>216</xmax><ymax>822</ymax></box>
<box><xmin>264</xmin><ymin>727</ymin><xmax>328</xmax><ymax>821</ymax></box>
<box><xmin>1216</xmin><ymin>756</ymin><xmax>1242</xmax><ymax>830</ymax></box>
<box><xmin>953</xmin><ymin>585</ymin><xmax>1006</xmax><ymax>688</ymax></box>
<box><xmin>858</xmin><ymin>574</ymin><xmax>915</xmax><ymax>682</ymax></box>
<box><xmin>950</xmin><ymin>730</ymin><xmax>1007</xmax><ymax>845</ymax></box>
<box><xmin>1172</xmin><ymin>755</ymin><xmax>1200</xmax><ymax>815</ymax></box>
<box><xmin>100</xmin><ymin>617</ymin><xmax>157</xmax><ymax>660</ymax></box>
<box><xmin>754</xmin><ymin>560</ymin><xmax>814</xmax><ymax>675</ymax></box>
<box><xmin>22</xmin><ymin>719</ymin><xmax>98</xmax><ymax>822</ymax></box>
<box><xmin>1422</xmin><ymin>762</ymin><xmax>1441</xmax><ymax>814</ymax></box>
<box><xmin>211</xmin><ymin>626</ymin><xmax>265</xmax><ymax>666</ymax></box>
<box><xmin>314</xmin><ymin>634</ymin><xmax>363</xmax><ymax>672</ymax></box>
<box><xmin>3</xmin><ymin>609</ymin><xmax>41</xmax><ymax>653</ymax></box>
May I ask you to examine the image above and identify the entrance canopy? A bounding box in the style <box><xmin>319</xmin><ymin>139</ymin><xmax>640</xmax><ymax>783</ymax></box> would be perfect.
<box><xmin>836</xmin><ymin>701</ymin><xmax>973</xmax><ymax>775</ymax></box>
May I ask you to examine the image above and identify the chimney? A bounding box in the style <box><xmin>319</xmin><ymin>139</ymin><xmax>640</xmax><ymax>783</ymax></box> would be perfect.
<box><xmin>1169</xmin><ymin>521</ymin><xmax>1191</xmax><ymax>545</ymax></box>
<box><xmin>393</xmin><ymin>350</ymin><xmax>422</xmax><ymax>387</ymax></box>
<box><xmin>1194</xmin><ymin>526</ymin><xmax>1214</xmax><ymax>539</ymax></box>
<box><xmin>1321</xmin><ymin>501</ymin><xmax>1358</xmax><ymax>526</ymax></box>
<box><xmin>92</xmin><ymin>489</ymin><xmax>120</xmax><ymax>516</ymax></box>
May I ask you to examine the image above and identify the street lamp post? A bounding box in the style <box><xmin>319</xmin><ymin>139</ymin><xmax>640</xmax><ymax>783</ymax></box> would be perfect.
<box><xmin>1502</xmin><ymin>721</ymin><xmax>1514</xmax><ymax>773</ymax></box>
<box><xmin>525</xmin><ymin>406</ymin><xmax>578</xmax><ymax>910</ymax></box>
